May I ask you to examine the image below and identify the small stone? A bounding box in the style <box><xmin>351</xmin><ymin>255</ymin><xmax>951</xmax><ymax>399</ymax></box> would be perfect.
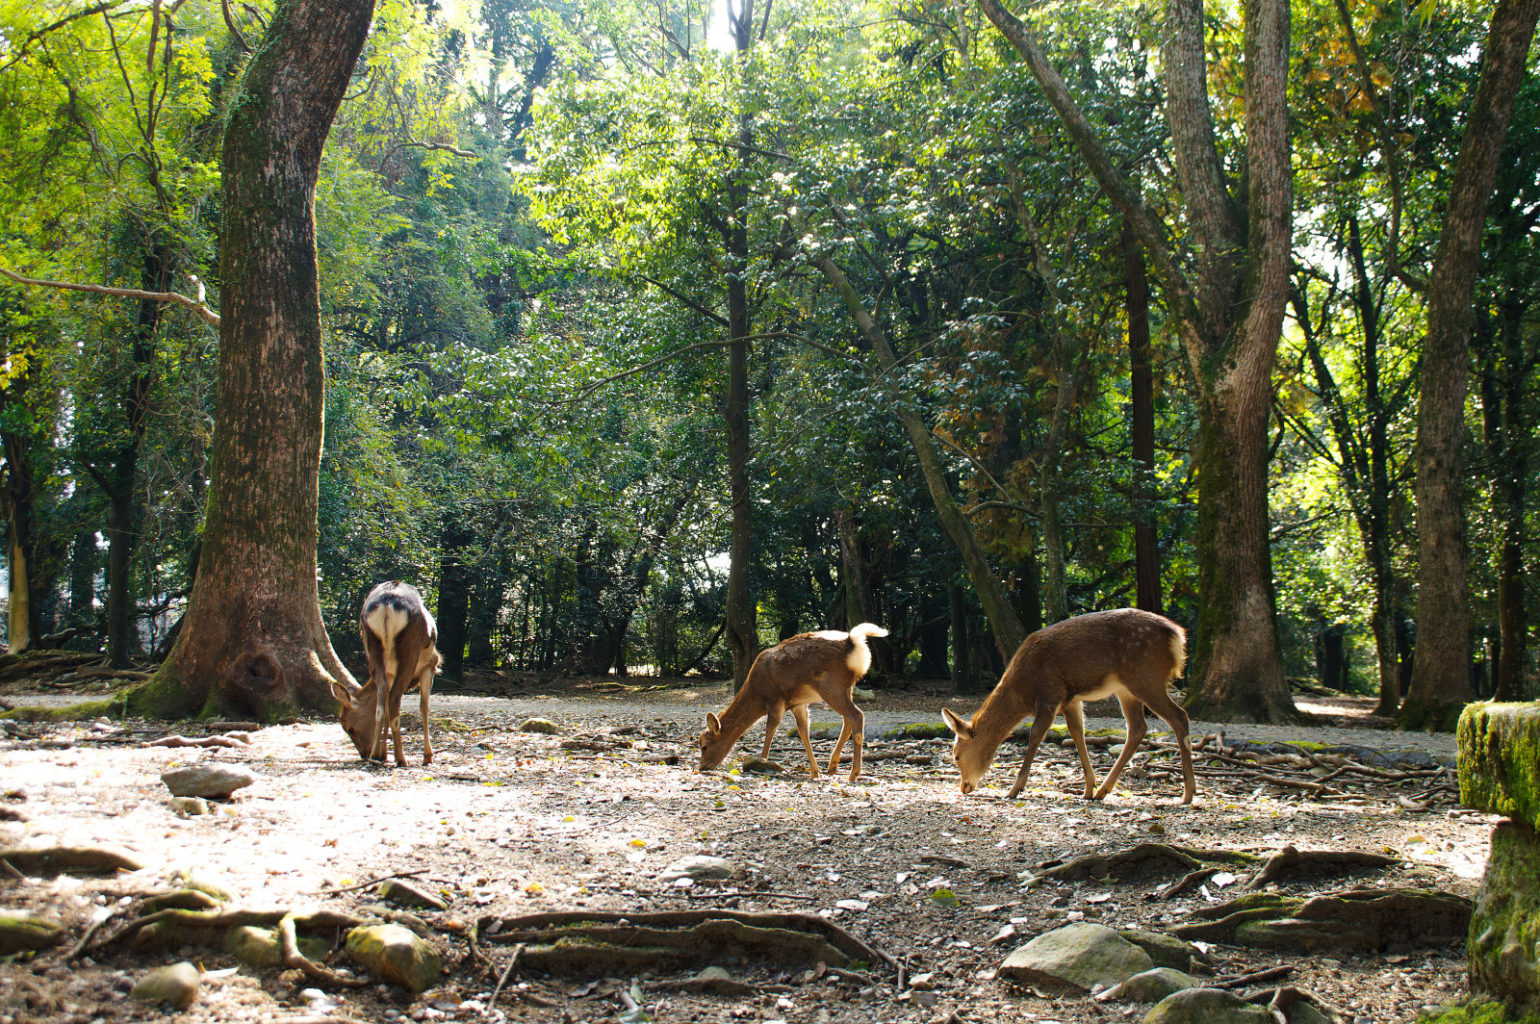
<box><xmin>160</xmin><ymin>764</ymin><xmax>256</xmax><ymax>800</ymax></box>
<box><xmin>659</xmin><ymin>855</ymin><xmax>736</xmax><ymax>882</ymax></box>
<box><xmin>171</xmin><ymin>796</ymin><xmax>211</xmax><ymax>817</ymax></box>
<box><xmin>1097</xmin><ymin>967</ymin><xmax>1195</xmax><ymax>1003</ymax></box>
<box><xmin>130</xmin><ymin>962</ymin><xmax>201</xmax><ymax>1010</ymax></box>
<box><xmin>1142</xmin><ymin>987</ymin><xmax>1274</xmax><ymax>1023</ymax></box>
<box><xmin>379</xmin><ymin>878</ymin><xmax>449</xmax><ymax>911</ymax></box>
<box><xmin>518</xmin><ymin>718</ymin><xmax>561</xmax><ymax>735</ymax></box>
<box><xmin>740</xmin><ymin>758</ymin><xmax>783</xmax><ymax>774</ymax></box>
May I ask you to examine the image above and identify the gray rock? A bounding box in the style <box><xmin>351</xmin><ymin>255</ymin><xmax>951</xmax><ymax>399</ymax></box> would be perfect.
<box><xmin>1142</xmin><ymin>988</ymin><xmax>1274</xmax><ymax>1024</ymax></box>
<box><xmin>0</xmin><ymin>912</ymin><xmax>64</xmax><ymax>954</ymax></box>
<box><xmin>160</xmin><ymin>764</ymin><xmax>256</xmax><ymax>799</ymax></box>
<box><xmin>131</xmin><ymin>962</ymin><xmax>202</xmax><ymax>1010</ymax></box>
<box><xmin>344</xmin><ymin>923</ymin><xmax>442</xmax><ymax>993</ymax></box>
<box><xmin>660</xmin><ymin>855</ymin><xmax>736</xmax><ymax>882</ymax></box>
<box><xmin>379</xmin><ymin>877</ymin><xmax>449</xmax><ymax>911</ymax></box>
<box><xmin>999</xmin><ymin>922</ymin><xmax>1155</xmax><ymax>994</ymax></box>
<box><xmin>1098</xmin><ymin>967</ymin><xmax>1196</xmax><ymax>1003</ymax></box>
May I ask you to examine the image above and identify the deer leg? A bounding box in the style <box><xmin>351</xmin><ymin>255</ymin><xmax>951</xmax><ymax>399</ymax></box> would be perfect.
<box><xmin>1061</xmin><ymin>701</ymin><xmax>1100</xmax><ymax>798</ymax></box>
<box><xmin>790</xmin><ymin>704</ymin><xmax>820</xmax><ymax>779</ymax></box>
<box><xmin>1093</xmin><ymin>693</ymin><xmax>1148</xmax><ymax>800</ymax></box>
<box><xmin>390</xmin><ymin>704</ymin><xmax>407</xmax><ymax>767</ymax></box>
<box><xmin>761</xmin><ymin>703</ymin><xmax>786</xmax><ymax>761</ymax></box>
<box><xmin>371</xmin><ymin>675</ymin><xmax>392</xmax><ymax>762</ymax></box>
<box><xmin>1143</xmin><ymin>688</ymin><xmax>1195</xmax><ymax>803</ymax></box>
<box><xmin>418</xmin><ymin>669</ymin><xmax>435</xmax><ymax>766</ymax></box>
<box><xmin>1007</xmin><ymin>701</ymin><xmax>1061</xmax><ymax>799</ymax></box>
<box><xmin>824</xmin><ymin>690</ymin><xmax>865</xmax><ymax>782</ymax></box>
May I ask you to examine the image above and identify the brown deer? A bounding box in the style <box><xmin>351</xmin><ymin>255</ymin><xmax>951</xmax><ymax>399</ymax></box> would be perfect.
<box><xmin>329</xmin><ymin>581</ymin><xmax>442</xmax><ymax>767</ymax></box>
<box><xmin>697</xmin><ymin>623</ymin><xmax>888</xmax><ymax>782</ymax></box>
<box><xmin>941</xmin><ymin>608</ymin><xmax>1196</xmax><ymax>804</ymax></box>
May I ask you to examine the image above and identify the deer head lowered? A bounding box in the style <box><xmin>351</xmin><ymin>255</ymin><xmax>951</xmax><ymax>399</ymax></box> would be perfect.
<box><xmin>698</xmin><ymin>622</ymin><xmax>888</xmax><ymax>783</ymax></box>
<box><xmin>330</xmin><ymin>580</ymin><xmax>442</xmax><ymax>767</ymax></box>
<box><xmin>942</xmin><ymin>608</ymin><xmax>1196</xmax><ymax>804</ymax></box>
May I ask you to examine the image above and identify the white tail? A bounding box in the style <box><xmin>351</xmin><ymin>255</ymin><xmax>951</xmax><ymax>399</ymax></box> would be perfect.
<box><xmin>330</xmin><ymin>580</ymin><xmax>442</xmax><ymax>767</ymax></box>
<box><xmin>941</xmin><ymin>608</ymin><xmax>1195</xmax><ymax>804</ymax></box>
<box><xmin>698</xmin><ymin>622</ymin><xmax>888</xmax><ymax>782</ymax></box>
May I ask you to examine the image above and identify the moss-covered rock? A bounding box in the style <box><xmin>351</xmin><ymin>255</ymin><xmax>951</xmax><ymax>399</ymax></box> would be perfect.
<box><xmin>1469</xmin><ymin>820</ymin><xmax>1540</xmax><ymax>1015</ymax></box>
<box><xmin>1460</xmin><ymin>703</ymin><xmax>1540</xmax><ymax>830</ymax></box>
<box><xmin>344</xmin><ymin>923</ymin><xmax>441</xmax><ymax>993</ymax></box>
<box><xmin>1417</xmin><ymin>997</ymin><xmax>1540</xmax><ymax>1023</ymax></box>
<box><xmin>0</xmin><ymin>912</ymin><xmax>64</xmax><ymax>954</ymax></box>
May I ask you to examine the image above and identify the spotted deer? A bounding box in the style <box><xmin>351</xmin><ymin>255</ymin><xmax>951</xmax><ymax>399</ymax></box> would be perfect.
<box><xmin>697</xmin><ymin>623</ymin><xmax>888</xmax><ymax>783</ymax></box>
<box><xmin>942</xmin><ymin>608</ymin><xmax>1196</xmax><ymax>804</ymax></box>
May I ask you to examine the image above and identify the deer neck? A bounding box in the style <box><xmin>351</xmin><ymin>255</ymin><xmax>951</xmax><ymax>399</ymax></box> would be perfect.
<box><xmin>713</xmin><ymin>685</ymin><xmax>769</xmax><ymax>744</ymax></box>
<box><xmin>970</xmin><ymin>670</ymin><xmax>1034</xmax><ymax>750</ymax></box>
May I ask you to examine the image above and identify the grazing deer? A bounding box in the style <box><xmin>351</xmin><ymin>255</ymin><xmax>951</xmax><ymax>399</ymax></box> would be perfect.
<box><xmin>330</xmin><ymin>581</ymin><xmax>442</xmax><ymax>767</ymax></box>
<box><xmin>698</xmin><ymin>623</ymin><xmax>888</xmax><ymax>783</ymax></box>
<box><xmin>942</xmin><ymin>608</ymin><xmax>1196</xmax><ymax>804</ymax></box>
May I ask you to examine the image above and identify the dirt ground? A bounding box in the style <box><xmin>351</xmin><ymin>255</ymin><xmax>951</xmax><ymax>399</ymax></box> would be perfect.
<box><xmin>0</xmin><ymin>673</ymin><xmax>1494</xmax><ymax>1024</ymax></box>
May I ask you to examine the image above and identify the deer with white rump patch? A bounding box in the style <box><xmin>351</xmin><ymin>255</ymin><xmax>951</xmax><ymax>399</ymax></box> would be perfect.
<box><xmin>942</xmin><ymin>608</ymin><xmax>1196</xmax><ymax>804</ymax></box>
<box><xmin>697</xmin><ymin>623</ymin><xmax>888</xmax><ymax>782</ymax></box>
<box><xmin>330</xmin><ymin>580</ymin><xmax>442</xmax><ymax>767</ymax></box>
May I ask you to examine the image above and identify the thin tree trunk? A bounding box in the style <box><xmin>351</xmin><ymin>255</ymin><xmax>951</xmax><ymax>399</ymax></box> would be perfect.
<box><xmin>132</xmin><ymin>0</ymin><xmax>376</xmax><ymax>718</ymax></box>
<box><xmin>1403</xmin><ymin>0</ymin><xmax>1540</xmax><ymax>729</ymax></box>
<box><xmin>816</xmin><ymin>256</ymin><xmax>1027</xmax><ymax>659</ymax></box>
<box><xmin>723</xmin><ymin>6</ymin><xmax>758</xmax><ymax>689</ymax></box>
<box><xmin>1124</xmin><ymin>224</ymin><xmax>1162</xmax><ymax>615</ymax></box>
<box><xmin>436</xmin><ymin>518</ymin><xmax>474</xmax><ymax>683</ymax></box>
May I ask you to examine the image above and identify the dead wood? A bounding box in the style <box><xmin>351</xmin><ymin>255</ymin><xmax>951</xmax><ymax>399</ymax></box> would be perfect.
<box><xmin>146</xmin><ymin>732</ymin><xmax>253</xmax><ymax>749</ymax></box>
<box><xmin>0</xmin><ymin>845</ymin><xmax>143</xmax><ymax>876</ymax></box>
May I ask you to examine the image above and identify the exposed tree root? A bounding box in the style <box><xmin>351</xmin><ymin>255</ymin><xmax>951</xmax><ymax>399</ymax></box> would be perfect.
<box><xmin>479</xmin><ymin>908</ymin><xmax>895</xmax><ymax>975</ymax></box>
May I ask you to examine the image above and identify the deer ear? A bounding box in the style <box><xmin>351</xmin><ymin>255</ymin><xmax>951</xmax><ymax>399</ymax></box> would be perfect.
<box><xmin>329</xmin><ymin>678</ymin><xmax>355</xmax><ymax>708</ymax></box>
<box><xmin>941</xmin><ymin>707</ymin><xmax>973</xmax><ymax>739</ymax></box>
<box><xmin>705</xmin><ymin>712</ymin><xmax>723</xmax><ymax>735</ymax></box>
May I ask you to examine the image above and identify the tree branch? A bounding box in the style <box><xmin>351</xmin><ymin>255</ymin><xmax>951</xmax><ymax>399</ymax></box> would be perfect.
<box><xmin>0</xmin><ymin>268</ymin><xmax>219</xmax><ymax>326</ymax></box>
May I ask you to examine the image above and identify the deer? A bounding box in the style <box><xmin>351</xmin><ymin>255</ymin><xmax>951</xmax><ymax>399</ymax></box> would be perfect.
<box><xmin>697</xmin><ymin>622</ymin><xmax>889</xmax><ymax>783</ymax></box>
<box><xmin>329</xmin><ymin>580</ymin><xmax>442</xmax><ymax>767</ymax></box>
<box><xmin>941</xmin><ymin>608</ymin><xmax>1196</xmax><ymax>804</ymax></box>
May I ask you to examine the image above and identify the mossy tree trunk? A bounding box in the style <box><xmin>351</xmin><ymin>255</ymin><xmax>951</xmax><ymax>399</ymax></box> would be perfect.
<box><xmin>130</xmin><ymin>0</ymin><xmax>375</xmax><ymax>719</ymax></box>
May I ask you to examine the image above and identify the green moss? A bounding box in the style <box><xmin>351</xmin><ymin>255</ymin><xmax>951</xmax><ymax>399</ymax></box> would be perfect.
<box><xmin>1460</xmin><ymin>703</ymin><xmax>1540</xmax><ymax>828</ymax></box>
<box><xmin>124</xmin><ymin>666</ymin><xmax>205</xmax><ymax>720</ymax></box>
<box><xmin>0</xmin><ymin>697</ymin><xmax>123</xmax><ymax>722</ymax></box>
<box><xmin>1468</xmin><ymin>820</ymin><xmax>1540</xmax><ymax>1014</ymax></box>
<box><xmin>1398</xmin><ymin>698</ymin><xmax>1467</xmax><ymax>733</ymax></box>
<box><xmin>882</xmin><ymin>722</ymin><xmax>952</xmax><ymax>740</ymax></box>
<box><xmin>1417</xmin><ymin>997</ymin><xmax>1540</xmax><ymax>1024</ymax></box>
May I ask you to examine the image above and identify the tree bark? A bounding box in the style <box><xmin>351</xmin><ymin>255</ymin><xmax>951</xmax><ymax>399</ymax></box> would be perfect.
<box><xmin>977</xmin><ymin>0</ymin><xmax>1296</xmax><ymax>721</ymax></box>
<box><xmin>1402</xmin><ymin>0</ymin><xmax>1540</xmax><ymax>729</ymax></box>
<box><xmin>2</xmin><ymin>418</ymin><xmax>36</xmax><ymax>652</ymax></box>
<box><xmin>130</xmin><ymin>0</ymin><xmax>376</xmax><ymax>719</ymax></box>
<box><xmin>435</xmin><ymin>518</ymin><xmax>474</xmax><ymax>683</ymax></box>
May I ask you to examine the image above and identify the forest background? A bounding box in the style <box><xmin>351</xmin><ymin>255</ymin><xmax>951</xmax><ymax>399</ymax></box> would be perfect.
<box><xmin>0</xmin><ymin>0</ymin><xmax>1534</xmax><ymax>731</ymax></box>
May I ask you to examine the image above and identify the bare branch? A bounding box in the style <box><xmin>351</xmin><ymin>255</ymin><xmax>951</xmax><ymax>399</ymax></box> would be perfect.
<box><xmin>0</xmin><ymin>268</ymin><xmax>219</xmax><ymax>326</ymax></box>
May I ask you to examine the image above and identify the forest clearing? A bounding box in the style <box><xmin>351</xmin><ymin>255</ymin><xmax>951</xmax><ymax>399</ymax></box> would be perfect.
<box><xmin>0</xmin><ymin>671</ymin><xmax>1491</xmax><ymax>1024</ymax></box>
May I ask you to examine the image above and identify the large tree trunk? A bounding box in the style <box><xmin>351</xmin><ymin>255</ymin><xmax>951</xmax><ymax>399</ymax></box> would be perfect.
<box><xmin>130</xmin><ymin>0</ymin><xmax>375</xmax><ymax>719</ymax></box>
<box><xmin>1402</xmin><ymin>0</ymin><xmax>1540</xmax><ymax>729</ymax></box>
<box><xmin>978</xmin><ymin>0</ymin><xmax>1296</xmax><ymax>721</ymax></box>
<box><xmin>2</xmin><ymin>419</ymin><xmax>36</xmax><ymax>652</ymax></box>
<box><xmin>435</xmin><ymin>518</ymin><xmax>474</xmax><ymax>683</ymax></box>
